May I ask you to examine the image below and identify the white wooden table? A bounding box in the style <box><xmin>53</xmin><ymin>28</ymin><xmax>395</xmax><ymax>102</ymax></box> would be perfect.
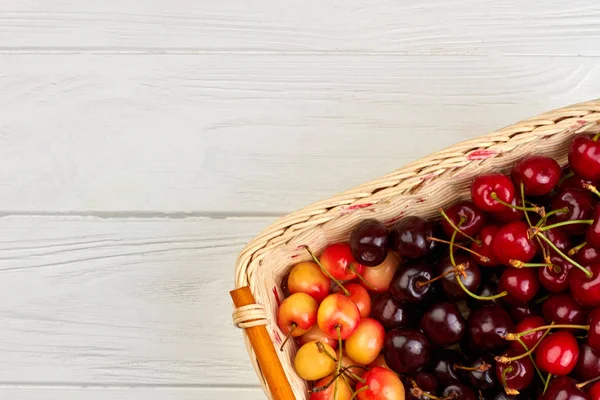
<box><xmin>1</xmin><ymin>1</ymin><xmax>600</xmax><ymax>399</ymax></box>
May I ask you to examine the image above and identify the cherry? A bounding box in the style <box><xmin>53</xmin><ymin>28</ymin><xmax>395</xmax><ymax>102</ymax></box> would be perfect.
<box><xmin>368</xmin><ymin>353</ymin><xmax>389</xmax><ymax>370</ymax></box>
<box><xmin>498</xmin><ymin>267</ymin><xmax>540</xmax><ymax>305</ymax></box>
<box><xmin>542</xmin><ymin>376</ymin><xmax>588</xmax><ymax>400</ymax></box>
<box><xmin>294</xmin><ymin>341</ymin><xmax>336</xmax><ymax>381</ymax></box>
<box><xmin>471</xmin><ymin>173</ymin><xmax>516</xmax><ymax>213</ymax></box>
<box><xmin>470</xmin><ymin>281</ymin><xmax>503</xmax><ymax>310</ymax></box>
<box><xmin>360</xmin><ymin>251</ymin><xmax>400</xmax><ymax>293</ymax></box>
<box><xmin>389</xmin><ymin>263</ymin><xmax>434</xmax><ymax>303</ymax></box>
<box><xmin>370</xmin><ymin>293</ymin><xmax>412</xmax><ymax>330</ymax></box>
<box><xmin>575</xmin><ymin>343</ymin><xmax>600</xmax><ymax>381</ymax></box>
<box><xmin>384</xmin><ymin>328</ymin><xmax>431</xmax><ymax>374</ymax></box>
<box><xmin>413</xmin><ymin>371</ymin><xmax>438</xmax><ymax>393</ymax></box>
<box><xmin>577</xmin><ymin>244</ymin><xmax>600</xmax><ymax>265</ymax></box>
<box><xmin>333</xmin><ymin>283</ymin><xmax>371</xmax><ymax>318</ymax></box>
<box><xmin>508</xmin><ymin>302</ymin><xmax>540</xmax><ymax>322</ymax></box>
<box><xmin>543</xmin><ymin>227</ymin><xmax>572</xmax><ymax>255</ymax></box>
<box><xmin>287</xmin><ymin>261</ymin><xmax>331</xmax><ymax>303</ymax></box>
<box><xmin>277</xmin><ymin>292</ymin><xmax>318</xmax><ymax>339</ymax></box>
<box><xmin>491</xmin><ymin>221</ymin><xmax>537</xmax><ymax>265</ymax></box>
<box><xmin>441</xmin><ymin>383</ymin><xmax>478</xmax><ymax>400</ymax></box>
<box><xmin>431</xmin><ymin>349</ymin><xmax>463</xmax><ymax>385</ymax></box>
<box><xmin>298</xmin><ymin>325</ymin><xmax>339</xmax><ymax>350</ymax></box>
<box><xmin>317</xmin><ymin>293</ymin><xmax>361</xmax><ymax>340</ymax></box>
<box><xmin>588</xmin><ymin>308</ymin><xmax>600</xmax><ymax>351</ymax></box>
<box><xmin>495</xmin><ymin>348</ymin><xmax>535</xmax><ymax>393</ymax></box>
<box><xmin>559</xmin><ymin>171</ymin><xmax>598</xmax><ymax>193</ymax></box>
<box><xmin>538</xmin><ymin>255</ymin><xmax>573</xmax><ymax>293</ymax></box>
<box><xmin>319</xmin><ymin>243</ymin><xmax>365</xmax><ymax>281</ymax></box>
<box><xmin>310</xmin><ymin>374</ymin><xmax>353</xmax><ymax>400</ymax></box>
<box><xmin>569</xmin><ymin>133</ymin><xmax>600</xmax><ymax>181</ymax></box>
<box><xmin>590</xmin><ymin>382</ymin><xmax>600</xmax><ymax>400</ymax></box>
<box><xmin>536</xmin><ymin>331</ymin><xmax>580</xmax><ymax>375</ymax></box>
<box><xmin>437</xmin><ymin>255</ymin><xmax>482</xmax><ymax>300</ymax></box>
<box><xmin>350</xmin><ymin>219</ymin><xmax>389</xmax><ymax>267</ymax></box>
<box><xmin>419</xmin><ymin>302</ymin><xmax>466</xmax><ymax>347</ymax></box>
<box><xmin>588</xmin><ymin>205</ymin><xmax>600</xmax><ymax>249</ymax></box>
<box><xmin>345</xmin><ymin>318</ymin><xmax>385</xmax><ymax>365</ymax></box>
<box><xmin>471</xmin><ymin>225</ymin><xmax>500</xmax><ymax>267</ymax></box>
<box><xmin>550</xmin><ymin>188</ymin><xmax>595</xmax><ymax>235</ymax></box>
<box><xmin>570</xmin><ymin>264</ymin><xmax>600</xmax><ymax>307</ymax></box>
<box><xmin>542</xmin><ymin>293</ymin><xmax>585</xmax><ymax>328</ymax></box>
<box><xmin>493</xmin><ymin>197</ymin><xmax>525</xmax><ymax>223</ymax></box>
<box><xmin>389</xmin><ymin>216</ymin><xmax>433</xmax><ymax>259</ymax></box>
<box><xmin>511</xmin><ymin>155</ymin><xmax>561</xmax><ymax>196</ymax></box>
<box><xmin>510</xmin><ymin>316</ymin><xmax>546</xmax><ymax>352</ymax></box>
<box><xmin>441</xmin><ymin>201</ymin><xmax>485</xmax><ymax>239</ymax></box>
<box><xmin>461</xmin><ymin>355</ymin><xmax>497</xmax><ymax>391</ymax></box>
<box><xmin>356</xmin><ymin>367</ymin><xmax>406</xmax><ymax>400</ymax></box>
<box><xmin>468</xmin><ymin>305</ymin><xmax>514</xmax><ymax>352</ymax></box>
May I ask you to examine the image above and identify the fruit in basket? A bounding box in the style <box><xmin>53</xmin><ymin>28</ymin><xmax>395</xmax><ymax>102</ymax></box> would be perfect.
<box><xmin>310</xmin><ymin>374</ymin><xmax>353</xmax><ymax>400</ymax></box>
<box><xmin>350</xmin><ymin>219</ymin><xmax>389</xmax><ymax>267</ymax></box>
<box><xmin>497</xmin><ymin>267</ymin><xmax>540</xmax><ymax>305</ymax></box>
<box><xmin>569</xmin><ymin>133</ymin><xmax>600</xmax><ymax>181</ymax></box>
<box><xmin>319</xmin><ymin>243</ymin><xmax>365</xmax><ymax>281</ymax></box>
<box><xmin>468</xmin><ymin>305</ymin><xmax>514</xmax><ymax>352</ymax></box>
<box><xmin>277</xmin><ymin>292</ymin><xmax>318</xmax><ymax>338</ymax></box>
<box><xmin>495</xmin><ymin>348</ymin><xmax>535</xmax><ymax>392</ymax></box>
<box><xmin>334</xmin><ymin>283</ymin><xmax>371</xmax><ymax>318</ymax></box>
<box><xmin>491</xmin><ymin>221</ymin><xmax>537</xmax><ymax>265</ymax></box>
<box><xmin>389</xmin><ymin>216</ymin><xmax>433</xmax><ymax>259</ymax></box>
<box><xmin>359</xmin><ymin>251</ymin><xmax>399</xmax><ymax>293</ymax></box>
<box><xmin>440</xmin><ymin>201</ymin><xmax>485</xmax><ymax>239</ymax></box>
<box><xmin>355</xmin><ymin>367</ymin><xmax>405</xmax><ymax>400</ymax></box>
<box><xmin>383</xmin><ymin>328</ymin><xmax>430</xmax><ymax>374</ymax></box>
<box><xmin>345</xmin><ymin>318</ymin><xmax>385</xmax><ymax>365</ymax></box>
<box><xmin>370</xmin><ymin>293</ymin><xmax>411</xmax><ymax>330</ymax></box>
<box><xmin>288</xmin><ymin>261</ymin><xmax>331</xmax><ymax>303</ymax></box>
<box><xmin>419</xmin><ymin>301</ymin><xmax>465</xmax><ymax>347</ymax></box>
<box><xmin>294</xmin><ymin>340</ymin><xmax>336</xmax><ymax>381</ymax></box>
<box><xmin>511</xmin><ymin>155</ymin><xmax>561</xmax><ymax>196</ymax></box>
<box><xmin>471</xmin><ymin>173</ymin><xmax>515</xmax><ymax>213</ymax></box>
<box><xmin>317</xmin><ymin>293</ymin><xmax>361</xmax><ymax>340</ymax></box>
<box><xmin>389</xmin><ymin>263</ymin><xmax>434</xmax><ymax>303</ymax></box>
<box><xmin>570</xmin><ymin>264</ymin><xmax>600</xmax><ymax>307</ymax></box>
<box><xmin>535</xmin><ymin>331</ymin><xmax>580</xmax><ymax>375</ymax></box>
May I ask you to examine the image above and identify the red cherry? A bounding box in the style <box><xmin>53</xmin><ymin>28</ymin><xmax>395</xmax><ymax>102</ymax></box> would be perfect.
<box><xmin>493</xmin><ymin>197</ymin><xmax>525</xmax><ymax>223</ymax></box>
<box><xmin>588</xmin><ymin>205</ymin><xmax>600</xmax><ymax>249</ymax></box>
<box><xmin>470</xmin><ymin>225</ymin><xmax>500</xmax><ymax>267</ymax></box>
<box><xmin>536</xmin><ymin>331</ymin><xmax>580</xmax><ymax>375</ymax></box>
<box><xmin>568</xmin><ymin>133</ymin><xmax>600</xmax><ymax>181</ymax></box>
<box><xmin>577</xmin><ymin>244</ymin><xmax>600</xmax><ymax>265</ymax></box>
<box><xmin>590</xmin><ymin>382</ymin><xmax>600</xmax><ymax>400</ymax></box>
<box><xmin>491</xmin><ymin>221</ymin><xmax>537</xmax><ymax>265</ymax></box>
<box><xmin>471</xmin><ymin>173</ymin><xmax>516</xmax><ymax>212</ymax></box>
<box><xmin>498</xmin><ymin>267</ymin><xmax>540</xmax><ymax>305</ymax></box>
<box><xmin>542</xmin><ymin>376</ymin><xmax>588</xmax><ymax>400</ymax></box>
<box><xmin>558</xmin><ymin>171</ymin><xmax>599</xmax><ymax>193</ymax></box>
<box><xmin>589</xmin><ymin>308</ymin><xmax>600</xmax><ymax>352</ymax></box>
<box><xmin>538</xmin><ymin>256</ymin><xmax>573</xmax><ymax>293</ymax></box>
<box><xmin>510</xmin><ymin>316</ymin><xmax>546</xmax><ymax>351</ymax></box>
<box><xmin>543</xmin><ymin>227</ymin><xmax>572</xmax><ymax>255</ymax></box>
<box><xmin>441</xmin><ymin>201</ymin><xmax>485</xmax><ymax>239</ymax></box>
<box><xmin>319</xmin><ymin>243</ymin><xmax>365</xmax><ymax>281</ymax></box>
<box><xmin>550</xmin><ymin>188</ymin><xmax>595</xmax><ymax>235</ymax></box>
<box><xmin>570</xmin><ymin>264</ymin><xmax>600</xmax><ymax>307</ymax></box>
<box><xmin>495</xmin><ymin>348</ymin><xmax>535</xmax><ymax>392</ymax></box>
<box><xmin>511</xmin><ymin>155</ymin><xmax>561</xmax><ymax>196</ymax></box>
<box><xmin>542</xmin><ymin>293</ymin><xmax>585</xmax><ymax>329</ymax></box>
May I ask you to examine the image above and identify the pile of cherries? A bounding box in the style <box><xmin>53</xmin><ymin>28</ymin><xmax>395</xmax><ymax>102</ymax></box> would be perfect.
<box><xmin>277</xmin><ymin>133</ymin><xmax>600</xmax><ymax>400</ymax></box>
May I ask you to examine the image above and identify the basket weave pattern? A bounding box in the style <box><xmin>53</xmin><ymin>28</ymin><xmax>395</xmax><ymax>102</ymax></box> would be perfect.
<box><xmin>233</xmin><ymin>99</ymin><xmax>600</xmax><ymax>399</ymax></box>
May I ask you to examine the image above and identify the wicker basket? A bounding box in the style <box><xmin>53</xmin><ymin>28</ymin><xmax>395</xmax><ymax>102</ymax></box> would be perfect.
<box><xmin>233</xmin><ymin>98</ymin><xmax>600</xmax><ymax>399</ymax></box>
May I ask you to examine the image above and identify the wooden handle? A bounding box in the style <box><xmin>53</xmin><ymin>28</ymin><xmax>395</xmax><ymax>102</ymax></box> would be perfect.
<box><xmin>230</xmin><ymin>286</ymin><xmax>296</xmax><ymax>400</ymax></box>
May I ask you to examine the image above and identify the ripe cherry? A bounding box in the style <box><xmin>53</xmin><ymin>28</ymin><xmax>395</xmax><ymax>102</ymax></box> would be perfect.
<box><xmin>384</xmin><ymin>328</ymin><xmax>431</xmax><ymax>374</ymax></box>
<box><xmin>436</xmin><ymin>255</ymin><xmax>481</xmax><ymax>300</ymax></box>
<box><xmin>471</xmin><ymin>173</ymin><xmax>516</xmax><ymax>213</ymax></box>
<box><xmin>317</xmin><ymin>293</ymin><xmax>360</xmax><ymax>340</ymax></box>
<box><xmin>359</xmin><ymin>251</ymin><xmax>399</xmax><ymax>293</ymax></box>
<box><xmin>542</xmin><ymin>293</ymin><xmax>585</xmax><ymax>328</ymax></box>
<box><xmin>345</xmin><ymin>318</ymin><xmax>385</xmax><ymax>365</ymax></box>
<box><xmin>559</xmin><ymin>171</ymin><xmax>598</xmax><ymax>193</ymax></box>
<box><xmin>538</xmin><ymin>255</ymin><xmax>573</xmax><ymax>293</ymax></box>
<box><xmin>298</xmin><ymin>325</ymin><xmax>339</xmax><ymax>350</ymax></box>
<box><xmin>334</xmin><ymin>283</ymin><xmax>371</xmax><ymax>318</ymax></box>
<box><xmin>510</xmin><ymin>316</ymin><xmax>546</xmax><ymax>352</ymax></box>
<box><xmin>310</xmin><ymin>374</ymin><xmax>353</xmax><ymax>400</ymax></box>
<box><xmin>441</xmin><ymin>383</ymin><xmax>478</xmax><ymax>400</ymax></box>
<box><xmin>389</xmin><ymin>263</ymin><xmax>434</xmax><ymax>303</ymax></box>
<box><xmin>287</xmin><ymin>261</ymin><xmax>330</xmax><ymax>303</ymax></box>
<box><xmin>356</xmin><ymin>367</ymin><xmax>405</xmax><ymax>400</ymax></box>
<box><xmin>542</xmin><ymin>376</ymin><xmax>588</xmax><ymax>400</ymax></box>
<box><xmin>350</xmin><ymin>219</ymin><xmax>389</xmax><ymax>267</ymax></box>
<box><xmin>419</xmin><ymin>302</ymin><xmax>466</xmax><ymax>347</ymax></box>
<box><xmin>468</xmin><ymin>305</ymin><xmax>514</xmax><ymax>352</ymax></box>
<box><xmin>575</xmin><ymin>343</ymin><xmax>600</xmax><ymax>381</ymax></box>
<box><xmin>430</xmin><ymin>349</ymin><xmax>463</xmax><ymax>385</ymax></box>
<box><xmin>588</xmin><ymin>308</ymin><xmax>600</xmax><ymax>351</ymax></box>
<box><xmin>493</xmin><ymin>197</ymin><xmax>525</xmax><ymax>223</ymax></box>
<box><xmin>498</xmin><ymin>267</ymin><xmax>540</xmax><ymax>305</ymax></box>
<box><xmin>319</xmin><ymin>243</ymin><xmax>365</xmax><ymax>281</ymax></box>
<box><xmin>294</xmin><ymin>341</ymin><xmax>336</xmax><ymax>381</ymax></box>
<box><xmin>471</xmin><ymin>225</ymin><xmax>500</xmax><ymax>267</ymax></box>
<box><xmin>577</xmin><ymin>244</ymin><xmax>600</xmax><ymax>265</ymax></box>
<box><xmin>588</xmin><ymin>205</ymin><xmax>600</xmax><ymax>249</ymax></box>
<box><xmin>550</xmin><ymin>188</ymin><xmax>595</xmax><ymax>235</ymax></box>
<box><xmin>511</xmin><ymin>155</ymin><xmax>561</xmax><ymax>196</ymax></box>
<box><xmin>370</xmin><ymin>293</ymin><xmax>412</xmax><ymax>330</ymax></box>
<box><xmin>277</xmin><ymin>292</ymin><xmax>318</xmax><ymax>338</ymax></box>
<box><xmin>469</xmin><ymin>281</ymin><xmax>503</xmax><ymax>310</ymax></box>
<box><xmin>568</xmin><ymin>133</ymin><xmax>600</xmax><ymax>181</ymax></box>
<box><xmin>495</xmin><ymin>348</ymin><xmax>535</xmax><ymax>393</ymax></box>
<box><xmin>460</xmin><ymin>355</ymin><xmax>497</xmax><ymax>391</ymax></box>
<box><xmin>491</xmin><ymin>221</ymin><xmax>537</xmax><ymax>265</ymax></box>
<box><xmin>536</xmin><ymin>331</ymin><xmax>580</xmax><ymax>375</ymax></box>
<box><xmin>389</xmin><ymin>216</ymin><xmax>433</xmax><ymax>259</ymax></box>
<box><xmin>507</xmin><ymin>302</ymin><xmax>540</xmax><ymax>322</ymax></box>
<box><xmin>570</xmin><ymin>264</ymin><xmax>600</xmax><ymax>307</ymax></box>
<box><xmin>441</xmin><ymin>201</ymin><xmax>485</xmax><ymax>239</ymax></box>
<box><xmin>543</xmin><ymin>227</ymin><xmax>572</xmax><ymax>255</ymax></box>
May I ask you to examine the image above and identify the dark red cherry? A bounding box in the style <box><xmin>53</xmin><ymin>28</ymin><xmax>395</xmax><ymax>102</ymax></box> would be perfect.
<box><xmin>568</xmin><ymin>133</ymin><xmax>600</xmax><ymax>181</ymax></box>
<box><xmin>536</xmin><ymin>331</ymin><xmax>580</xmax><ymax>375</ymax></box>
<box><xmin>419</xmin><ymin>302</ymin><xmax>466</xmax><ymax>347</ymax></box>
<box><xmin>498</xmin><ymin>267</ymin><xmax>540</xmax><ymax>305</ymax></box>
<box><xmin>431</xmin><ymin>349</ymin><xmax>463</xmax><ymax>385</ymax></box>
<box><xmin>491</xmin><ymin>394</ymin><xmax>519</xmax><ymax>400</ymax></box>
<box><xmin>510</xmin><ymin>316</ymin><xmax>546</xmax><ymax>352</ymax></box>
<box><xmin>511</xmin><ymin>155</ymin><xmax>561</xmax><ymax>196</ymax></box>
<box><xmin>384</xmin><ymin>328</ymin><xmax>431</xmax><ymax>374</ymax></box>
<box><xmin>390</xmin><ymin>216</ymin><xmax>433</xmax><ymax>259</ymax></box>
<box><xmin>423</xmin><ymin>222</ymin><xmax>448</xmax><ymax>266</ymax></box>
<box><xmin>570</xmin><ymin>264</ymin><xmax>600</xmax><ymax>307</ymax></box>
<box><xmin>587</xmin><ymin>205</ymin><xmax>600</xmax><ymax>250</ymax></box>
<box><xmin>389</xmin><ymin>263</ymin><xmax>434</xmax><ymax>303</ymax></box>
<box><xmin>542</xmin><ymin>293</ymin><xmax>585</xmax><ymax>328</ymax></box>
<box><xmin>542</xmin><ymin>376</ymin><xmax>588</xmax><ymax>400</ymax></box>
<box><xmin>550</xmin><ymin>188</ymin><xmax>595</xmax><ymax>235</ymax></box>
<box><xmin>543</xmin><ymin>227</ymin><xmax>572</xmax><ymax>255</ymax></box>
<box><xmin>577</xmin><ymin>244</ymin><xmax>600</xmax><ymax>265</ymax></box>
<box><xmin>469</xmin><ymin>281</ymin><xmax>503</xmax><ymax>310</ymax></box>
<box><xmin>471</xmin><ymin>173</ymin><xmax>516</xmax><ymax>213</ymax></box>
<box><xmin>406</xmin><ymin>372</ymin><xmax>438</xmax><ymax>400</ymax></box>
<box><xmin>575</xmin><ymin>343</ymin><xmax>600</xmax><ymax>381</ymax></box>
<box><xmin>442</xmin><ymin>383</ymin><xmax>477</xmax><ymax>400</ymax></box>
<box><xmin>495</xmin><ymin>348</ymin><xmax>535</xmax><ymax>392</ymax></box>
<box><xmin>441</xmin><ymin>201</ymin><xmax>485</xmax><ymax>239</ymax></box>
<box><xmin>538</xmin><ymin>255</ymin><xmax>573</xmax><ymax>293</ymax></box>
<box><xmin>437</xmin><ymin>255</ymin><xmax>481</xmax><ymax>300</ymax></box>
<box><xmin>463</xmin><ymin>355</ymin><xmax>497</xmax><ymax>391</ymax></box>
<box><xmin>491</xmin><ymin>221</ymin><xmax>537</xmax><ymax>265</ymax></box>
<box><xmin>350</xmin><ymin>219</ymin><xmax>389</xmax><ymax>266</ymax></box>
<box><xmin>468</xmin><ymin>305</ymin><xmax>514</xmax><ymax>352</ymax></box>
<box><xmin>588</xmin><ymin>308</ymin><xmax>600</xmax><ymax>351</ymax></box>
<box><xmin>559</xmin><ymin>170</ymin><xmax>599</xmax><ymax>193</ymax></box>
<box><xmin>370</xmin><ymin>293</ymin><xmax>412</xmax><ymax>330</ymax></box>
<box><xmin>471</xmin><ymin>225</ymin><xmax>500</xmax><ymax>267</ymax></box>
<box><xmin>493</xmin><ymin>197</ymin><xmax>525</xmax><ymax>223</ymax></box>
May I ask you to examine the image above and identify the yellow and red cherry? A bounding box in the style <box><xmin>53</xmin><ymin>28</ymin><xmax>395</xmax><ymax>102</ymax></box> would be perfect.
<box><xmin>288</xmin><ymin>261</ymin><xmax>330</xmax><ymax>303</ymax></box>
<box><xmin>297</xmin><ymin>325</ymin><xmax>338</xmax><ymax>350</ymax></box>
<box><xmin>319</xmin><ymin>243</ymin><xmax>365</xmax><ymax>281</ymax></box>
<box><xmin>334</xmin><ymin>282</ymin><xmax>371</xmax><ymax>318</ymax></box>
<box><xmin>368</xmin><ymin>353</ymin><xmax>390</xmax><ymax>370</ymax></box>
<box><xmin>294</xmin><ymin>340</ymin><xmax>336</xmax><ymax>381</ymax></box>
<box><xmin>310</xmin><ymin>374</ymin><xmax>353</xmax><ymax>400</ymax></box>
<box><xmin>356</xmin><ymin>367</ymin><xmax>406</xmax><ymax>400</ymax></box>
<box><xmin>317</xmin><ymin>293</ymin><xmax>361</xmax><ymax>340</ymax></box>
<box><xmin>359</xmin><ymin>251</ymin><xmax>400</xmax><ymax>293</ymax></box>
<box><xmin>277</xmin><ymin>292</ymin><xmax>318</xmax><ymax>338</ymax></box>
<box><xmin>345</xmin><ymin>318</ymin><xmax>385</xmax><ymax>365</ymax></box>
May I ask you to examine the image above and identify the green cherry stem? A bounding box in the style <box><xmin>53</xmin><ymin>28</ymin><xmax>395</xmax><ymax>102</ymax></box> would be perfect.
<box><xmin>501</xmin><ymin>366</ymin><xmax>519</xmax><ymax>396</ymax></box>
<box><xmin>490</xmin><ymin>192</ymin><xmax>543</xmax><ymax>215</ymax></box>
<box><xmin>335</xmin><ymin>326</ymin><xmax>343</xmax><ymax>400</ymax></box>
<box><xmin>496</xmin><ymin>325</ymin><xmax>552</xmax><ymax>363</ymax></box>
<box><xmin>569</xmin><ymin>241</ymin><xmax>588</xmax><ymax>256</ymax></box>
<box><xmin>521</xmin><ymin>183</ymin><xmax>534</xmax><ymax>228</ymax></box>
<box><xmin>348</xmin><ymin>264</ymin><xmax>378</xmax><ymax>291</ymax></box>
<box><xmin>304</xmin><ymin>245</ymin><xmax>350</xmax><ymax>296</ymax></box>
<box><xmin>350</xmin><ymin>386</ymin><xmax>369</xmax><ymax>400</ymax></box>
<box><xmin>584</xmin><ymin>182</ymin><xmax>600</xmax><ymax>198</ymax></box>
<box><xmin>534</xmin><ymin>233</ymin><xmax>593</xmax><ymax>278</ymax></box>
<box><xmin>515</xmin><ymin>337</ymin><xmax>546</xmax><ymax>384</ymax></box>
<box><xmin>538</xmin><ymin>219</ymin><xmax>593</xmax><ymax>232</ymax></box>
<box><xmin>510</xmin><ymin>261</ymin><xmax>561</xmax><ymax>272</ymax></box>
<box><xmin>427</xmin><ymin>236</ymin><xmax>490</xmax><ymax>263</ymax></box>
<box><xmin>505</xmin><ymin>324</ymin><xmax>589</xmax><ymax>340</ymax></box>
<box><xmin>543</xmin><ymin>373</ymin><xmax>553</xmax><ymax>394</ymax></box>
<box><xmin>542</xmin><ymin>207</ymin><xmax>570</xmax><ymax>221</ymax></box>
<box><xmin>577</xmin><ymin>375</ymin><xmax>600</xmax><ymax>390</ymax></box>
<box><xmin>280</xmin><ymin>323</ymin><xmax>297</xmax><ymax>351</ymax></box>
<box><xmin>439</xmin><ymin>208</ymin><xmax>481</xmax><ymax>244</ymax></box>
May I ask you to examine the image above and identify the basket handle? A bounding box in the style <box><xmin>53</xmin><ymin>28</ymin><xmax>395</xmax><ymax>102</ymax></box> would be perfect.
<box><xmin>230</xmin><ymin>286</ymin><xmax>296</xmax><ymax>400</ymax></box>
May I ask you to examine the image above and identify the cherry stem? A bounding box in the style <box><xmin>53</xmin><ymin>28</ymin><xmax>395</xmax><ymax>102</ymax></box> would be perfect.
<box><xmin>304</xmin><ymin>245</ymin><xmax>350</xmax><ymax>296</ymax></box>
<box><xmin>559</xmin><ymin>171</ymin><xmax>575</xmax><ymax>184</ymax></box>
<box><xmin>335</xmin><ymin>326</ymin><xmax>343</xmax><ymax>399</ymax></box>
<box><xmin>279</xmin><ymin>323</ymin><xmax>296</xmax><ymax>351</ymax></box>
<box><xmin>428</xmin><ymin>236</ymin><xmax>490</xmax><ymax>262</ymax></box>
<box><xmin>316</xmin><ymin>341</ymin><xmax>339</xmax><ymax>363</ymax></box>
<box><xmin>417</xmin><ymin>267</ymin><xmax>461</xmax><ymax>288</ymax></box>
<box><xmin>543</xmin><ymin>207</ymin><xmax>570</xmax><ymax>221</ymax></box>
<box><xmin>350</xmin><ymin>386</ymin><xmax>369</xmax><ymax>400</ymax></box>
<box><xmin>510</xmin><ymin>260</ymin><xmax>561</xmax><ymax>273</ymax></box>
<box><xmin>454</xmin><ymin>363</ymin><xmax>491</xmax><ymax>372</ymax></box>
<box><xmin>439</xmin><ymin>208</ymin><xmax>481</xmax><ymax>244</ymax></box>
<box><xmin>491</xmin><ymin>192</ymin><xmax>544</xmax><ymax>215</ymax></box>
<box><xmin>409</xmin><ymin>379</ymin><xmax>456</xmax><ymax>400</ymax></box>
<box><xmin>515</xmin><ymin>337</ymin><xmax>546</xmax><ymax>384</ymax></box>
<box><xmin>505</xmin><ymin>324</ymin><xmax>589</xmax><ymax>340</ymax></box>
<box><xmin>535</xmin><ymin>233</ymin><xmax>594</xmax><ymax>278</ymax></box>
<box><xmin>349</xmin><ymin>264</ymin><xmax>378</xmax><ymax>291</ymax></box>
<box><xmin>521</xmin><ymin>182</ymin><xmax>534</xmax><ymax>228</ymax></box>
<box><xmin>496</xmin><ymin>325</ymin><xmax>552</xmax><ymax>363</ymax></box>
<box><xmin>501</xmin><ymin>366</ymin><xmax>519</xmax><ymax>396</ymax></box>
<box><xmin>583</xmin><ymin>182</ymin><xmax>600</xmax><ymax>199</ymax></box>
<box><xmin>543</xmin><ymin>373</ymin><xmax>553</xmax><ymax>394</ymax></box>
<box><xmin>569</xmin><ymin>241</ymin><xmax>587</xmax><ymax>256</ymax></box>
<box><xmin>594</xmin><ymin>132</ymin><xmax>600</xmax><ymax>141</ymax></box>
<box><xmin>311</xmin><ymin>367</ymin><xmax>350</xmax><ymax>392</ymax></box>
<box><xmin>576</xmin><ymin>375</ymin><xmax>600</xmax><ymax>389</ymax></box>
<box><xmin>538</xmin><ymin>219</ymin><xmax>593</xmax><ymax>231</ymax></box>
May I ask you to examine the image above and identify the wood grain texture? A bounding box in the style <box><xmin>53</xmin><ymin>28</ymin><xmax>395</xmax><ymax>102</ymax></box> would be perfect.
<box><xmin>0</xmin><ymin>216</ymin><xmax>276</xmax><ymax>386</ymax></box>
<box><xmin>1</xmin><ymin>54</ymin><xmax>600</xmax><ymax>214</ymax></box>
<box><xmin>1</xmin><ymin>0</ymin><xmax>600</xmax><ymax>55</ymax></box>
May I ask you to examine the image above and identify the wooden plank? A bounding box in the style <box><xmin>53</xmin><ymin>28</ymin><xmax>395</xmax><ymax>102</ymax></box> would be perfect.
<box><xmin>1</xmin><ymin>0</ymin><xmax>599</xmax><ymax>55</ymax></box>
<box><xmin>0</xmin><ymin>387</ymin><xmax>266</xmax><ymax>400</ymax></box>
<box><xmin>1</xmin><ymin>54</ymin><xmax>599</xmax><ymax>214</ymax></box>
<box><xmin>0</xmin><ymin>216</ymin><xmax>276</xmax><ymax>386</ymax></box>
